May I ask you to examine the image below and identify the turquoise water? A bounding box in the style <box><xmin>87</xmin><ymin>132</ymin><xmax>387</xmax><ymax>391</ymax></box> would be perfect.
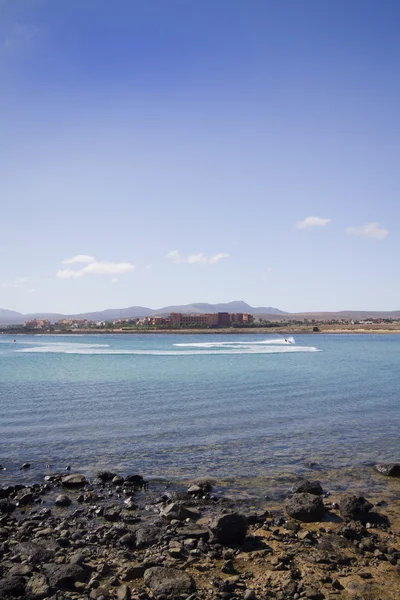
<box><xmin>0</xmin><ymin>333</ymin><xmax>399</xmax><ymax>485</ymax></box>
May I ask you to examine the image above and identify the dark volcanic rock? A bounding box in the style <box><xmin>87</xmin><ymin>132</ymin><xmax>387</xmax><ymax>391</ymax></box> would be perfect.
<box><xmin>55</xmin><ymin>494</ymin><xmax>72</xmax><ymax>507</ymax></box>
<box><xmin>339</xmin><ymin>495</ymin><xmax>373</xmax><ymax>521</ymax></box>
<box><xmin>0</xmin><ymin>498</ymin><xmax>16</xmax><ymax>513</ymax></box>
<box><xmin>61</xmin><ymin>473</ymin><xmax>87</xmax><ymax>487</ymax></box>
<box><xmin>42</xmin><ymin>563</ymin><xmax>88</xmax><ymax>590</ymax></box>
<box><xmin>97</xmin><ymin>470</ymin><xmax>117</xmax><ymax>482</ymax></box>
<box><xmin>135</xmin><ymin>522</ymin><xmax>164</xmax><ymax>548</ymax></box>
<box><xmin>17</xmin><ymin>541</ymin><xmax>55</xmax><ymax>565</ymax></box>
<box><xmin>291</xmin><ymin>480</ymin><xmax>323</xmax><ymax>496</ymax></box>
<box><xmin>285</xmin><ymin>492</ymin><xmax>325</xmax><ymax>522</ymax></box>
<box><xmin>375</xmin><ymin>463</ymin><xmax>400</xmax><ymax>478</ymax></box>
<box><xmin>0</xmin><ymin>577</ymin><xmax>26</xmax><ymax>599</ymax></box>
<box><xmin>144</xmin><ymin>566</ymin><xmax>194</xmax><ymax>598</ymax></box>
<box><xmin>211</xmin><ymin>512</ymin><xmax>248</xmax><ymax>545</ymax></box>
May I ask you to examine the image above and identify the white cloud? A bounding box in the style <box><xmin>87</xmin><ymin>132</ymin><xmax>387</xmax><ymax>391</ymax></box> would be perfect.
<box><xmin>209</xmin><ymin>253</ymin><xmax>230</xmax><ymax>264</ymax></box>
<box><xmin>57</xmin><ymin>258</ymin><xmax>135</xmax><ymax>279</ymax></box>
<box><xmin>166</xmin><ymin>250</ymin><xmax>229</xmax><ymax>265</ymax></box>
<box><xmin>296</xmin><ymin>216</ymin><xmax>331</xmax><ymax>229</ymax></box>
<box><xmin>187</xmin><ymin>253</ymin><xmax>207</xmax><ymax>264</ymax></box>
<box><xmin>83</xmin><ymin>261</ymin><xmax>134</xmax><ymax>275</ymax></box>
<box><xmin>346</xmin><ymin>222</ymin><xmax>388</xmax><ymax>240</ymax></box>
<box><xmin>1</xmin><ymin>276</ymin><xmax>29</xmax><ymax>288</ymax></box>
<box><xmin>62</xmin><ymin>255</ymin><xmax>95</xmax><ymax>265</ymax></box>
<box><xmin>56</xmin><ymin>269</ymin><xmax>85</xmax><ymax>279</ymax></box>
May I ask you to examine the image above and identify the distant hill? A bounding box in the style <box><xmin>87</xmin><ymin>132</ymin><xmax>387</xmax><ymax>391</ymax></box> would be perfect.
<box><xmin>0</xmin><ymin>302</ymin><xmax>286</xmax><ymax>324</ymax></box>
<box><xmin>2</xmin><ymin>304</ymin><xmax>400</xmax><ymax>325</ymax></box>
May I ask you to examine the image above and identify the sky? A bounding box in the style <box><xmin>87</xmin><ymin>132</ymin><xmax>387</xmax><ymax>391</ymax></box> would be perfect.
<box><xmin>1</xmin><ymin>0</ymin><xmax>400</xmax><ymax>314</ymax></box>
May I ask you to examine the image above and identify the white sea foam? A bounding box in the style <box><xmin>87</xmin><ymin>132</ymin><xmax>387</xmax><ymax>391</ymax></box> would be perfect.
<box><xmin>174</xmin><ymin>336</ymin><xmax>295</xmax><ymax>348</ymax></box>
<box><xmin>17</xmin><ymin>345</ymin><xmax>319</xmax><ymax>355</ymax></box>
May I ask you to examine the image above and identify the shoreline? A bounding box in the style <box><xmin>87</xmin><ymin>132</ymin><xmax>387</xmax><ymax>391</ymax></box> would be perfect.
<box><xmin>1</xmin><ymin>464</ymin><xmax>399</xmax><ymax>599</ymax></box>
<box><xmin>3</xmin><ymin>327</ymin><xmax>400</xmax><ymax>335</ymax></box>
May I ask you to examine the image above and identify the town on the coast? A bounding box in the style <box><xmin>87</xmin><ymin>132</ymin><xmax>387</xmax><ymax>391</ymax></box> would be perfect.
<box><xmin>3</xmin><ymin>310</ymin><xmax>400</xmax><ymax>333</ymax></box>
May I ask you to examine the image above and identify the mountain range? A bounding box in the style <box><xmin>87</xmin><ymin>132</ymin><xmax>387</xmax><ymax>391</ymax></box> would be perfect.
<box><xmin>0</xmin><ymin>301</ymin><xmax>286</xmax><ymax>325</ymax></box>
<box><xmin>1</xmin><ymin>302</ymin><xmax>400</xmax><ymax>325</ymax></box>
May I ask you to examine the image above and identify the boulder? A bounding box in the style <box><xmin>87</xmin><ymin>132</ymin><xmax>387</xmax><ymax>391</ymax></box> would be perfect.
<box><xmin>0</xmin><ymin>498</ymin><xmax>16</xmax><ymax>514</ymax></box>
<box><xmin>61</xmin><ymin>474</ymin><xmax>86</xmax><ymax>487</ymax></box>
<box><xmin>210</xmin><ymin>512</ymin><xmax>248</xmax><ymax>545</ymax></box>
<box><xmin>285</xmin><ymin>492</ymin><xmax>325</xmax><ymax>522</ymax></box>
<box><xmin>374</xmin><ymin>463</ymin><xmax>400</xmax><ymax>478</ymax></box>
<box><xmin>125</xmin><ymin>474</ymin><xmax>146</xmax><ymax>486</ymax></box>
<box><xmin>291</xmin><ymin>480</ymin><xmax>323</xmax><ymax>496</ymax></box>
<box><xmin>42</xmin><ymin>563</ymin><xmax>88</xmax><ymax>590</ymax></box>
<box><xmin>162</xmin><ymin>502</ymin><xmax>200</xmax><ymax>521</ymax></box>
<box><xmin>144</xmin><ymin>567</ymin><xmax>194</xmax><ymax>598</ymax></box>
<box><xmin>17</xmin><ymin>541</ymin><xmax>55</xmax><ymax>565</ymax></box>
<box><xmin>0</xmin><ymin>577</ymin><xmax>25</xmax><ymax>599</ymax></box>
<box><xmin>25</xmin><ymin>574</ymin><xmax>50</xmax><ymax>600</ymax></box>
<box><xmin>96</xmin><ymin>470</ymin><xmax>117</xmax><ymax>482</ymax></box>
<box><xmin>55</xmin><ymin>494</ymin><xmax>72</xmax><ymax>507</ymax></box>
<box><xmin>339</xmin><ymin>495</ymin><xmax>373</xmax><ymax>521</ymax></box>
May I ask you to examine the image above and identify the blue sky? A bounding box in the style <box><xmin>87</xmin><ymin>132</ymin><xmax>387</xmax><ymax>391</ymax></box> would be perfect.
<box><xmin>1</xmin><ymin>0</ymin><xmax>399</xmax><ymax>314</ymax></box>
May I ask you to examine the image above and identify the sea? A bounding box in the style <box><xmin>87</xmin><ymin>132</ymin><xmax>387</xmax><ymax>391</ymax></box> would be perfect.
<box><xmin>1</xmin><ymin>333</ymin><xmax>399</xmax><ymax>497</ymax></box>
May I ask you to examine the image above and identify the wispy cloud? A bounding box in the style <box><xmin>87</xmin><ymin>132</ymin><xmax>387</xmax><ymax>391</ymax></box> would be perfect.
<box><xmin>57</xmin><ymin>257</ymin><xmax>135</xmax><ymax>279</ymax></box>
<box><xmin>1</xmin><ymin>276</ymin><xmax>29</xmax><ymax>288</ymax></box>
<box><xmin>0</xmin><ymin>277</ymin><xmax>36</xmax><ymax>293</ymax></box>
<box><xmin>62</xmin><ymin>255</ymin><xmax>95</xmax><ymax>265</ymax></box>
<box><xmin>346</xmin><ymin>222</ymin><xmax>388</xmax><ymax>240</ymax></box>
<box><xmin>296</xmin><ymin>216</ymin><xmax>331</xmax><ymax>229</ymax></box>
<box><xmin>166</xmin><ymin>250</ymin><xmax>229</xmax><ymax>265</ymax></box>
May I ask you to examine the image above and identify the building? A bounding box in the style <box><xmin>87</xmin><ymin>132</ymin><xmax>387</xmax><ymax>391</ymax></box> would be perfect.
<box><xmin>24</xmin><ymin>319</ymin><xmax>51</xmax><ymax>330</ymax></box>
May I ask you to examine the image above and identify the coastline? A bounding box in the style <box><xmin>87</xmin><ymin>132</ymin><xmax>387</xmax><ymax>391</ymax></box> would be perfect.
<box><xmin>3</xmin><ymin>326</ymin><xmax>400</xmax><ymax>335</ymax></box>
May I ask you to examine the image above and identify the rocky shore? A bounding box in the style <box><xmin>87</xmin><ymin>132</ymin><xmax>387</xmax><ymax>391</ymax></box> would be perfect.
<box><xmin>0</xmin><ymin>465</ymin><xmax>399</xmax><ymax>600</ymax></box>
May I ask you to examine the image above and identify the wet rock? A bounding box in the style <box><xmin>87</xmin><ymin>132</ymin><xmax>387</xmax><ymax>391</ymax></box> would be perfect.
<box><xmin>125</xmin><ymin>474</ymin><xmax>146</xmax><ymax>486</ymax></box>
<box><xmin>42</xmin><ymin>563</ymin><xmax>88</xmax><ymax>590</ymax></box>
<box><xmin>339</xmin><ymin>495</ymin><xmax>373</xmax><ymax>521</ymax></box>
<box><xmin>144</xmin><ymin>566</ymin><xmax>194</xmax><ymax>598</ymax></box>
<box><xmin>285</xmin><ymin>493</ymin><xmax>325</xmax><ymax>522</ymax></box>
<box><xmin>97</xmin><ymin>471</ymin><xmax>117</xmax><ymax>482</ymax></box>
<box><xmin>0</xmin><ymin>576</ymin><xmax>26</xmax><ymax>599</ymax></box>
<box><xmin>113</xmin><ymin>475</ymin><xmax>125</xmax><ymax>485</ymax></box>
<box><xmin>20</xmin><ymin>462</ymin><xmax>31</xmax><ymax>469</ymax></box>
<box><xmin>187</xmin><ymin>480</ymin><xmax>213</xmax><ymax>496</ymax></box>
<box><xmin>0</xmin><ymin>498</ymin><xmax>16</xmax><ymax>513</ymax></box>
<box><xmin>61</xmin><ymin>474</ymin><xmax>87</xmax><ymax>488</ymax></box>
<box><xmin>55</xmin><ymin>494</ymin><xmax>72</xmax><ymax>507</ymax></box>
<box><xmin>16</xmin><ymin>491</ymin><xmax>34</xmax><ymax>505</ymax></box>
<box><xmin>25</xmin><ymin>573</ymin><xmax>50</xmax><ymax>600</ymax></box>
<box><xmin>291</xmin><ymin>480</ymin><xmax>323</xmax><ymax>496</ymax></box>
<box><xmin>210</xmin><ymin>512</ymin><xmax>248</xmax><ymax>545</ymax></box>
<box><xmin>374</xmin><ymin>463</ymin><xmax>400</xmax><ymax>478</ymax></box>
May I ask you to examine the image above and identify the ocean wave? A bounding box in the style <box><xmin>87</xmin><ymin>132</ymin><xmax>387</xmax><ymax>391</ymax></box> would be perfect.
<box><xmin>16</xmin><ymin>345</ymin><xmax>320</xmax><ymax>355</ymax></box>
<box><xmin>174</xmin><ymin>336</ymin><xmax>295</xmax><ymax>348</ymax></box>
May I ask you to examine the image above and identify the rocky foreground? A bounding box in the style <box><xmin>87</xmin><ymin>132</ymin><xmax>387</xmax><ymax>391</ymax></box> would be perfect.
<box><xmin>0</xmin><ymin>465</ymin><xmax>399</xmax><ymax>600</ymax></box>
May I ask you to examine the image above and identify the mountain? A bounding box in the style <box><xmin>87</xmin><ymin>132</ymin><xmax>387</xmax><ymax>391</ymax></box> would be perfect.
<box><xmin>0</xmin><ymin>308</ymin><xmax>24</xmax><ymax>324</ymax></box>
<box><xmin>0</xmin><ymin>302</ymin><xmax>286</xmax><ymax>324</ymax></box>
<box><xmin>2</xmin><ymin>304</ymin><xmax>400</xmax><ymax>325</ymax></box>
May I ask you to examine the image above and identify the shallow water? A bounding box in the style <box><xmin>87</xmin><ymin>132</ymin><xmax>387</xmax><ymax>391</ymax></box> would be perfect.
<box><xmin>0</xmin><ymin>333</ymin><xmax>399</xmax><ymax>487</ymax></box>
